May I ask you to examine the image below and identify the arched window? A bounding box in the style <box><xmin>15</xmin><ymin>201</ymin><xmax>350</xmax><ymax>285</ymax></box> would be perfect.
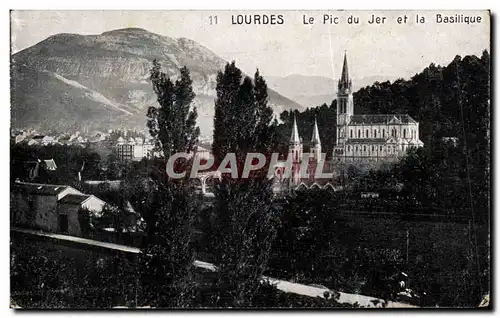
<box><xmin>350</xmin><ymin>129</ymin><xmax>353</xmax><ymax>138</ymax></box>
<box><xmin>363</xmin><ymin>145</ymin><xmax>366</xmax><ymax>151</ymax></box>
<box><xmin>358</xmin><ymin>129</ymin><xmax>361</xmax><ymax>138</ymax></box>
<box><xmin>403</xmin><ymin>129</ymin><xmax>407</xmax><ymax>138</ymax></box>
<box><xmin>372</xmin><ymin>145</ymin><xmax>374</xmax><ymax>151</ymax></box>
<box><xmin>348</xmin><ymin>145</ymin><xmax>351</xmax><ymax>151</ymax></box>
<box><xmin>374</xmin><ymin>129</ymin><xmax>377</xmax><ymax>138</ymax></box>
<box><xmin>380</xmin><ymin>145</ymin><xmax>383</xmax><ymax>151</ymax></box>
<box><xmin>366</xmin><ymin>129</ymin><xmax>369</xmax><ymax>138</ymax></box>
<box><xmin>355</xmin><ymin>146</ymin><xmax>358</xmax><ymax>151</ymax></box>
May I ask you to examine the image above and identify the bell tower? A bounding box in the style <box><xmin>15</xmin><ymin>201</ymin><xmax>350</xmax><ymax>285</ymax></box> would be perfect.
<box><xmin>336</xmin><ymin>52</ymin><xmax>354</xmax><ymax>146</ymax></box>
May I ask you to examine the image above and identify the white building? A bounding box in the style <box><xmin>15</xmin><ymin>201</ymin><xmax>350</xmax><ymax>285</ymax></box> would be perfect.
<box><xmin>333</xmin><ymin>53</ymin><xmax>423</xmax><ymax>163</ymax></box>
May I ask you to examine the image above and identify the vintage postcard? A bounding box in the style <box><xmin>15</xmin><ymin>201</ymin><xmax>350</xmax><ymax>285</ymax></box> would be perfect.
<box><xmin>10</xmin><ymin>10</ymin><xmax>490</xmax><ymax>309</ymax></box>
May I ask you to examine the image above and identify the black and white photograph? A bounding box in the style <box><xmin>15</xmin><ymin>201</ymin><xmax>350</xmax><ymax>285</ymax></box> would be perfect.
<box><xmin>9</xmin><ymin>9</ymin><xmax>491</xmax><ymax>309</ymax></box>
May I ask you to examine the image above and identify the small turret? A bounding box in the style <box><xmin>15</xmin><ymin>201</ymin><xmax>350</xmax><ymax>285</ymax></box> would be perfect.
<box><xmin>310</xmin><ymin>117</ymin><xmax>322</xmax><ymax>161</ymax></box>
<box><xmin>288</xmin><ymin>115</ymin><xmax>303</xmax><ymax>186</ymax></box>
<box><xmin>290</xmin><ymin>115</ymin><xmax>300</xmax><ymax>145</ymax></box>
<box><xmin>311</xmin><ymin>117</ymin><xmax>321</xmax><ymax>146</ymax></box>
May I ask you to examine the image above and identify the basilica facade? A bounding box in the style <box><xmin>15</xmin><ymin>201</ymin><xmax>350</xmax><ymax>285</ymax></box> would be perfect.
<box><xmin>333</xmin><ymin>54</ymin><xmax>424</xmax><ymax>162</ymax></box>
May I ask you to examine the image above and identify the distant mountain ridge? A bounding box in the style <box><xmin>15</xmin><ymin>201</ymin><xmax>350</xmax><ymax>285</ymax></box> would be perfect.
<box><xmin>11</xmin><ymin>28</ymin><xmax>304</xmax><ymax>136</ymax></box>
<box><xmin>266</xmin><ymin>74</ymin><xmax>401</xmax><ymax>108</ymax></box>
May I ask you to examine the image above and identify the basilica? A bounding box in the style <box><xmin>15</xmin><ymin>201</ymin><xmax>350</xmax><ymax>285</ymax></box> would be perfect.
<box><xmin>275</xmin><ymin>53</ymin><xmax>424</xmax><ymax>190</ymax></box>
<box><xmin>332</xmin><ymin>53</ymin><xmax>424</xmax><ymax>162</ymax></box>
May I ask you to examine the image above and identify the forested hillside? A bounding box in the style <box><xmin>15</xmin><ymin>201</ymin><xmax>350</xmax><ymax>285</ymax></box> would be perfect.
<box><xmin>269</xmin><ymin>51</ymin><xmax>490</xmax><ymax>306</ymax></box>
<box><xmin>275</xmin><ymin>51</ymin><xmax>490</xmax><ymax>164</ymax></box>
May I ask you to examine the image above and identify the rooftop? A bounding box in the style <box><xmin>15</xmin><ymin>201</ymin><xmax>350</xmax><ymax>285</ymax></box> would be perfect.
<box><xmin>349</xmin><ymin>114</ymin><xmax>417</xmax><ymax>125</ymax></box>
<box><xmin>12</xmin><ymin>182</ymin><xmax>69</xmax><ymax>196</ymax></box>
<box><xmin>43</xmin><ymin>159</ymin><xmax>57</xmax><ymax>171</ymax></box>
<box><xmin>346</xmin><ymin>138</ymin><xmax>390</xmax><ymax>144</ymax></box>
<box><xmin>59</xmin><ymin>194</ymin><xmax>91</xmax><ymax>205</ymax></box>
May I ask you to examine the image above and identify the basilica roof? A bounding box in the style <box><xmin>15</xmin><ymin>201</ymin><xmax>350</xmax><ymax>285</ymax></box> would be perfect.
<box><xmin>345</xmin><ymin>138</ymin><xmax>388</xmax><ymax>144</ymax></box>
<box><xmin>349</xmin><ymin>114</ymin><xmax>417</xmax><ymax>125</ymax></box>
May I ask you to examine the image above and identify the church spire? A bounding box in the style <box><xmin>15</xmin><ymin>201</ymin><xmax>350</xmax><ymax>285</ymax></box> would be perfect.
<box><xmin>311</xmin><ymin>117</ymin><xmax>321</xmax><ymax>145</ymax></box>
<box><xmin>290</xmin><ymin>115</ymin><xmax>300</xmax><ymax>144</ymax></box>
<box><xmin>338</xmin><ymin>51</ymin><xmax>352</xmax><ymax>91</ymax></box>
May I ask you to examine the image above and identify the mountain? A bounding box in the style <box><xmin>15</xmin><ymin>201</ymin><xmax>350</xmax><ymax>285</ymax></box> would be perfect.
<box><xmin>266</xmin><ymin>74</ymin><xmax>401</xmax><ymax>108</ymax></box>
<box><xmin>11</xmin><ymin>28</ymin><xmax>303</xmax><ymax>136</ymax></box>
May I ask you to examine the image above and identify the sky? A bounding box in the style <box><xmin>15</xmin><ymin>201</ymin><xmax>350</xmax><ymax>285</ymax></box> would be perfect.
<box><xmin>10</xmin><ymin>10</ymin><xmax>490</xmax><ymax>80</ymax></box>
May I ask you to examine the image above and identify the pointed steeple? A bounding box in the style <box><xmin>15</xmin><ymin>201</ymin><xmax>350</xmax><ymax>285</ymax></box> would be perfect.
<box><xmin>338</xmin><ymin>51</ymin><xmax>352</xmax><ymax>91</ymax></box>
<box><xmin>341</xmin><ymin>52</ymin><xmax>349</xmax><ymax>82</ymax></box>
<box><xmin>290</xmin><ymin>115</ymin><xmax>300</xmax><ymax>144</ymax></box>
<box><xmin>311</xmin><ymin>117</ymin><xmax>321</xmax><ymax>145</ymax></box>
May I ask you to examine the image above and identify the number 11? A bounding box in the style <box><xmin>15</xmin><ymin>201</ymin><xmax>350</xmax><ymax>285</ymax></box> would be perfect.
<box><xmin>209</xmin><ymin>15</ymin><xmax>218</xmax><ymax>25</ymax></box>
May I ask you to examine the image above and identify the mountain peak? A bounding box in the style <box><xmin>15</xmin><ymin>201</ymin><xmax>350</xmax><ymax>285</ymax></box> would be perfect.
<box><xmin>100</xmin><ymin>27</ymin><xmax>154</xmax><ymax>36</ymax></box>
<box><xmin>12</xmin><ymin>28</ymin><xmax>304</xmax><ymax>136</ymax></box>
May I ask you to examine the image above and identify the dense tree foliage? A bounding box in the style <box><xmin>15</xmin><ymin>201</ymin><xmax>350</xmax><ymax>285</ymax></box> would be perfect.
<box><xmin>212</xmin><ymin>62</ymin><xmax>278</xmax><ymax>164</ymax></box>
<box><xmin>11</xmin><ymin>238</ymin><xmax>138</xmax><ymax>308</ymax></box>
<box><xmin>354</xmin><ymin>52</ymin><xmax>490</xmax><ymax>217</ymax></box>
<box><xmin>202</xmin><ymin>180</ymin><xmax>278</xmax><ymax>307</ymax></box>
<box><xmin>147</xmin><ymin>60</ymin><xmax>200</xmax><ymax>158</ymax></box>
<box><xmin>268</xmin><ymin>189</ymin><xmax>488</xmax><ymax>307</ymax></box>
<box><xmin>139</xmin><ymin>182</ymin><xmax>197</xmax><ymax>308</ymax></box>
<box><xmin>205</xmin><ymin>62</ymin><xmax>280</xmax><ymax>306</ymax></box>
<box><xmin>137</xmin><ymin>61</ymin><xmax>201</xmax><ymax>307</ymax></box>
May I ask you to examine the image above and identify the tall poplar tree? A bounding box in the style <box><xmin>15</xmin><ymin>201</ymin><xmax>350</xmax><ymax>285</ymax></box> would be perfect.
<box><xmin>212</xmin><ymin>61</ymin><xmax>243</xmax><ymax>164</ymax></box>
<box><xmin>207</xmin><ymin>62</ymin><xmax>279</xmax><ymax>306</ymax></box>
<box><xmin>138</xmin><ymin>181</ymin><xmax>196</xmax><ymax>308</ymax></box>
<box><xmin>139</xmin><ymin>61</ymin><xmax>199</xmax><ymax>308</ymax></box>
<box><xmin>212</xmin><ymin>63</ymin><xmax>276</xmax><ymax>164</ymax></box>
<box><xmin>148</xmin><ymin>60</ymin><xmax>200</xmax><ymax>158</ymax></box>
<box><xmin>254</xmin><ymin>69</ymin><xmax>276</xmax><ymax>155</ymax></box>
